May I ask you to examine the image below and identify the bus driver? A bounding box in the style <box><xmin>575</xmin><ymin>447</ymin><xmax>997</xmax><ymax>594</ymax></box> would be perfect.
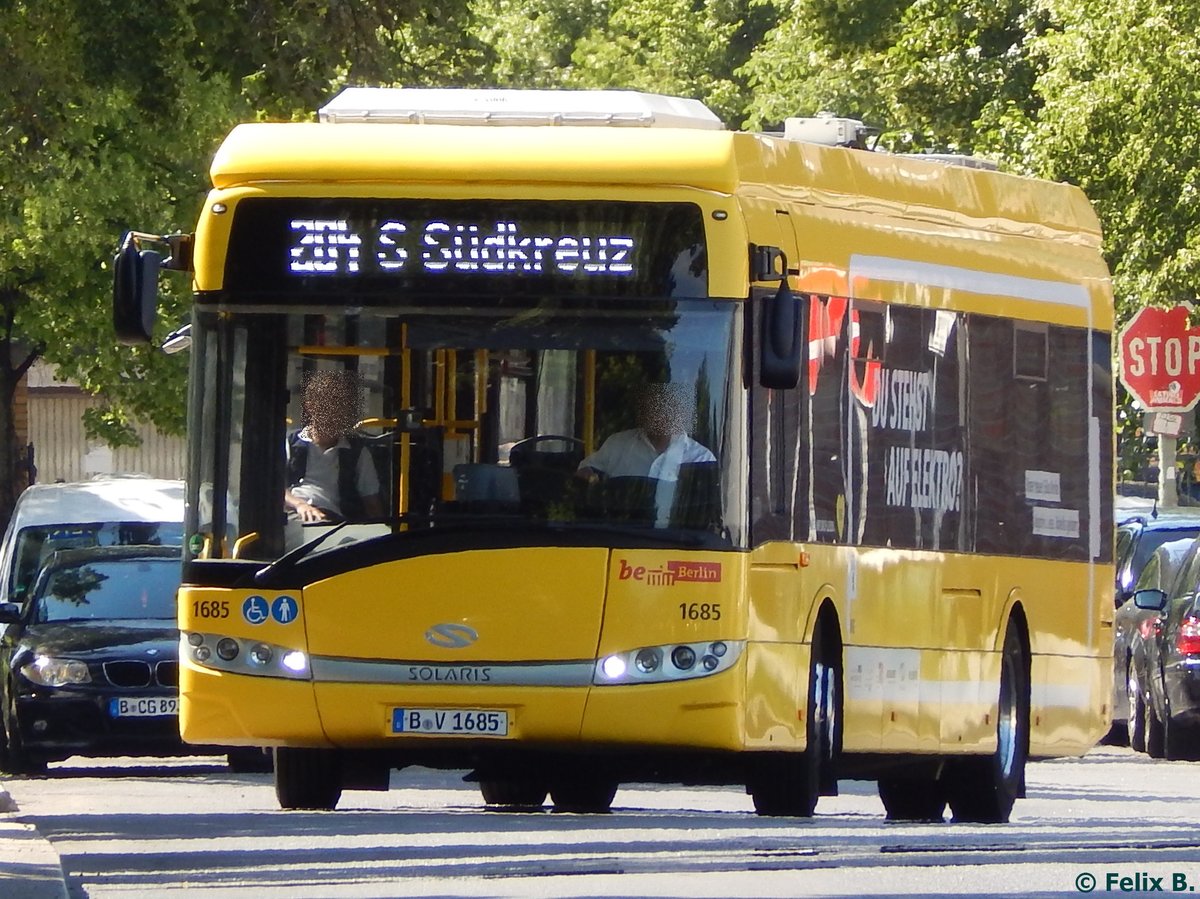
<box><xmin>285</xmin><ymin>370</ymin><xmax>383</xmax><ymax>523</ymax></box>
<box><xmin>576</xmin><ymin>383</ymin><xmax>715</xmax><ymax>484</ymax></box>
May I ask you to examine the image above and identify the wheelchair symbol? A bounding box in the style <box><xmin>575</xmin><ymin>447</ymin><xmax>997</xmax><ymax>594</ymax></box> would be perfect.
<box><xmin>242</xmin><ymin>595</ymin><xmax>269</xmax><ymax>625</ymax></box>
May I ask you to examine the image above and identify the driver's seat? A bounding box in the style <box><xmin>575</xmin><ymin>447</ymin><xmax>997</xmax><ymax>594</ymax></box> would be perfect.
<box><xmin>508</xmin><ymin>436</ymin><xmax>585</xmax><ymax>473</ymax></box>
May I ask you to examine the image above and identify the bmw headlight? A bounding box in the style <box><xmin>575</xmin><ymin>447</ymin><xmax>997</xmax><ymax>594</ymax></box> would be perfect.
<box><xmin>21</xmin><ymin>656</ymin><xmax>92</xmax><ymax>687</ymax></box>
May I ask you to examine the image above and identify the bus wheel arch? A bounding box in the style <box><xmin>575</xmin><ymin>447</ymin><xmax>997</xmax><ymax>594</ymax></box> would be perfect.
<box><xmin>748</xmin><ymin>599</ymin><xmax>843</xmax><ymax>816</ymax></box>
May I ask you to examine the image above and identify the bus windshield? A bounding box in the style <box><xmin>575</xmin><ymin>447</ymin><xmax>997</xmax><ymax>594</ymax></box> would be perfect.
<box><xmin>187</xmin><ymin>298</ymin><xmax>745</xmax><ymax>562</ymax></box>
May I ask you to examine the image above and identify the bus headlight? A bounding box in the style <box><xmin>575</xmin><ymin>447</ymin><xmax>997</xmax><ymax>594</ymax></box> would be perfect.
<box><xmin>281</xmin><ymin>650</ymin><xmax>308</xmax><ymax>674</ymax></box>
<box><xmin>593</xmin><ymin>640</ymin><xmax>743</xmax><ymax>685</ymax></box>
<box><xmin>671</xmin><ymin>645</ymin><xmax>697</xmax><ymax>670</ymax></box>
<box><xmin>634</xmin><ymin>648</ymin><xmax>662</xmax><ymax>673</ymax></box>
<box><xmin>600</xmin><ymin>655</ymin><xmax>627</xmax><ymax>680</ymax></box>
<box><xmin>182</xmin><ymin>633</ymin><xmax>310</xmax><ymax>681</ymax></box>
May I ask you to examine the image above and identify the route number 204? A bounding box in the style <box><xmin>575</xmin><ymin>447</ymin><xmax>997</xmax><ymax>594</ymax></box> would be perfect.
<box><xmin>679</xmin><ymin>602</ymin><xmax>721</xmax><ymax>621</ymax></box>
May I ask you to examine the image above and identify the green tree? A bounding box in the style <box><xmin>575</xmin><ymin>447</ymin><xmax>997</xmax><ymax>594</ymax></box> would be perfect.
<box><xmin>741</xmin><ymin>0</ymin><xmax>1046</xmax><ymax>152</ymax></box>
<box><xmin>477</xmin><ymin>0</ymin><xmax>775</xmax><ymax>126</ymax></box>
<box><xmin>1</xmin><ymin>0</ymin><xmax>492</xmax><ymax>532</ymax></box>
<box><xmin>1020</xmin><ymin>0</ymin><xmax>1200</xmax><ymax>320</ymax></box>
<box><xmin>1014</xmin><ymin>0</ymin><xmax>1200</xmax><ymax>474</ymax></box>
<box><xmin>0</xmin><ymin>0</ymin><xmax>224</xmax><ymax>529</ymax></box>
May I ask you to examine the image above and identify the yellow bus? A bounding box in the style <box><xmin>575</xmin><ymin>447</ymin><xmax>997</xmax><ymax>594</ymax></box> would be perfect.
<box><xmin>114</xmin><ymin>88</ymin><xmax>1114</xmax><ymax>823</ymax></box>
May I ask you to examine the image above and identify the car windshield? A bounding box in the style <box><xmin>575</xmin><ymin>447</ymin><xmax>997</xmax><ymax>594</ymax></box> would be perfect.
<box><xmin>1130</xmin><ymin>527</ymin><xmax>1200</xmax><ymax>586</ymax></box>
<box><xmin>32</xmin><ymin>558</ymin><xmax>181</xmax><ymax>622</ymax></box>
<box><xmin>11</xmin><ymin>521</ymin><xmax>184</xmax><ymax>602</ymax></box>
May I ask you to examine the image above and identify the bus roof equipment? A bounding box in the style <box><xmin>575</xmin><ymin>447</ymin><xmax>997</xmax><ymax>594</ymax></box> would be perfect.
<box><xmin>318</xmin><ymin>87</ymin><xmax>725</xmax><ymax>130</ymax></box>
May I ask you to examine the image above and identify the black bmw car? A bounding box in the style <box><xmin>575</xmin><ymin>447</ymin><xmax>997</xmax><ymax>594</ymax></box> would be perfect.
<box><xmin>0</xmin><ymin>545</ymin><xmax>190</xmax><ymax>773</ymax></box>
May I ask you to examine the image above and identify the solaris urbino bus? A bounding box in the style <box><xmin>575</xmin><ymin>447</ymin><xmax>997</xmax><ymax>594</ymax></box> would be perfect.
<box><xmin>113</xmin><ymin>88</ymin><xmax>1114</xmax><ymax>822</ymax></box>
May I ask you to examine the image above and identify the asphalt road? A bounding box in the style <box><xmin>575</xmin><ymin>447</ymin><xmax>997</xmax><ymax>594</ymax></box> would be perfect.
<box><xmin>2</xmin><ymin>745</ymin><xmax>1198</xmax><ymax>898</ymax></box>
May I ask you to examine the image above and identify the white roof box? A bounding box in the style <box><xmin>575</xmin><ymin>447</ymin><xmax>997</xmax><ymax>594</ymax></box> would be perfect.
<box><xmin>784</xmin><ymin>115</ymin><xmax>871</xmax><ymax>147</ymax></box>
<box><xmin>319</xmin><ymin>87</ymin><xmax>724</xmax><ymax>130</ymax></box>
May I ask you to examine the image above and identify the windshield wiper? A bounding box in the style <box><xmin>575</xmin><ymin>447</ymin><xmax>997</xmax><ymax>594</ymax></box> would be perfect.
<box><xmin>253</xmin><ymin>521</ymin><xmax>350</xmax><ymax>585</ymax></box>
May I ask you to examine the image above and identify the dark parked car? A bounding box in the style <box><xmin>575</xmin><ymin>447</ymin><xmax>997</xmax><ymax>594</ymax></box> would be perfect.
<box><xmin>0</xmin><ymin>545</ymin><xmax>270</xmax><ymax>774</ymax></box>
<box><xmin>1115</xmin><ymin>512</ymin><xmax>1200</xmax><ymax>607</ymax></box>
<box><xmin>1118</xmin><ymin>540</ymin><xmax>1195</xmax><ymax>748</ymax></box>
<box><xmin>1109</xmin><ymin>513</ymin><xmax>1200</xmax><ymax>743</ymax></box>
<box><xmin>1131</xmin><ymin>540</ymin><xmax>1200</xmax><ymax>761</ymax></box>
<box><xmin>0</xmin><ymin>545</ymin><xmax>185</xmax><ymax>773</ymax></box>
<box><xmin>1117</xmin><ymin>538</ymin><xmax>1196</xmax><ymax>751</ymax></box>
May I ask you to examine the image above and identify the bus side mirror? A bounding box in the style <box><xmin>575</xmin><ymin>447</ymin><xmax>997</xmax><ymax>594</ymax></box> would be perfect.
<box><xmin>113</xmin><ymin>232</ymin><xmax>162</xmax><ymax>345</ymax></box>
<box><xmin>759</xmin><ymin>279</ymin><xmax>804</xmax><ymax>389</ymax></box>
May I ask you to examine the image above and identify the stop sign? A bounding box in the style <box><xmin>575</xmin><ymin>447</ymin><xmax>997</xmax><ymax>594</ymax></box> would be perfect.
<box><xmin>1119</xmin><ymin>304</ymin><xmax>1200</xmax><ymax>411</ymax></box>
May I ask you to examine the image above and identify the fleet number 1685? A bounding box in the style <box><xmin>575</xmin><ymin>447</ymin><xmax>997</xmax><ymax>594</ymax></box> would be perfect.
<box><xmin>680</xmin><ymin>602</ymin><xmax>721</xmax><ymax>621</ymax></box>
<box><xmin>193</xmin><ymin>600</ymin><xmax>230</xmax><ymax>619</ymax></box>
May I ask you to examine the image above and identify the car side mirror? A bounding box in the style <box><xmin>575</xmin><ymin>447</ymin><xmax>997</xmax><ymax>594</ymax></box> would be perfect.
<box><xmin>0</xmin><ymin>601</ymin><xmax>22</xmax><ymax>624</ymax></box>
<box><xmin>1133</xmin><ymin>588</ymin><xmax>1168</xmax><ymax>612</ymax></box>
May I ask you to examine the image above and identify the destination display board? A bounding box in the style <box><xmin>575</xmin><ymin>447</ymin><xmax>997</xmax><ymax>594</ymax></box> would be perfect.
<box><xmin>222</xmin><ymin>198</ymin><xmax>708</xmax><ymax>299</ymax></box>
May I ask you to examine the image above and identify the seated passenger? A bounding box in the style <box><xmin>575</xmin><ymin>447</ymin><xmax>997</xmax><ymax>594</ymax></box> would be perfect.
<box><xmin>284</xmin><ymin>370</ymin><xmax>383</xmax><ymax>523</ymax></box>
<box><xmin>577</xmin><ymin>383</ymin><xmax>715</xmax><ymax>483</ymax></box>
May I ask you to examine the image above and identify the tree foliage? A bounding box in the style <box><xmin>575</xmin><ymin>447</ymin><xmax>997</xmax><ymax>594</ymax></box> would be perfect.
<box><xmin>5</xmin><ymin>0</ymin><xmax>1199</xmax><ymax>525</ymax></box>
<box><xmin>0</xmin><ymin>0</ymin><xmax>491</xmax><ymax>529</ymax></box>
<box><xmin>1020</xmin><ymin>0</ymin><xmax>1200</xmax><ymax>469</ymax></box>
<box><xmin>741</xmin><ymin>0</ymin><xmax>1046</xmax><ymax>151</ymax></box>
<box><xmin>1023</xmin><ymin>0</ymin><xmax>1200</xmax><ymax>319</ymax></box>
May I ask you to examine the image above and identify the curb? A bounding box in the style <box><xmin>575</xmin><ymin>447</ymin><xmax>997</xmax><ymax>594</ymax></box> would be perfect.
<box><xmin>0</xmin><ymin>785</ymin><xmax>70</xmax><ymax>899</ymax></box>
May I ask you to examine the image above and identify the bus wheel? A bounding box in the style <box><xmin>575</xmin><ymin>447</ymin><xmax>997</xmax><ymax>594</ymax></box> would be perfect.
<box><xmin>550</xmin><ymin>778</ymin><xmax>617</xmax><ymax>813</ymax></box>
<box><xmin>480</xmin><ymin>776</ymin><xmax>548</xmax><ymax>810</ymax></box>
<box><xmin>877</xmin><ymin>777</ymin><xmax>946</xmax><ymax>822</ymax></box>
<box><xmin>274</xmin><ymin>747</ymin><xmax>343</xmax><ymax>810</ymax></box>
<box><xmin>947</xmin><ymin>624</ymin><xmax>1028</xmax><ymax>824</ymax></box>
<box><xmin>749</xmin><ymin>621</ymin><xmax>841</xmax><ymax>817</ymax></box>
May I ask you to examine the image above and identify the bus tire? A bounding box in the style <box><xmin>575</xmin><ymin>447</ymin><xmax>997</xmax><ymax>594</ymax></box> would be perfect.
<box><xmin>947</xmin><ymin>623</ymin><xmax>1028</xmax><ymax>824</ymax></box>
<box><xmin>480</xmin><ymin>777</ymin><xmax>548</xmax><ymax>809</ymax></box>
<box><xmin>749</xmin><ymin>619</ymin><xmax>841</xmax><ymax>817</ymax></box>
<box><xmin>274</xmin><ymin>747</ymin><xmax>343</xmax><ymax>810</ymax></box>
<box><xmin>878</xmin><ymin>777</ymin><xmax>947</xmax><ymax>822</ymax></box>
<box><xmin>550</xmin><ymin>778</ymin><xmax>617</xmax><ymax>813</ymax></box>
